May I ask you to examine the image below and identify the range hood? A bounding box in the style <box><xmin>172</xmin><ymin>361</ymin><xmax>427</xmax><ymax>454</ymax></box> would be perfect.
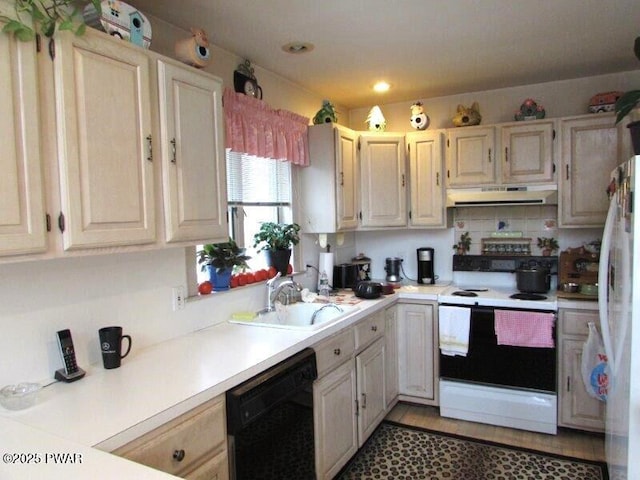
<box><xmin>446</xmin><ymin>185</ymin><xmax>558</xmax><ymax>207</ymax></box>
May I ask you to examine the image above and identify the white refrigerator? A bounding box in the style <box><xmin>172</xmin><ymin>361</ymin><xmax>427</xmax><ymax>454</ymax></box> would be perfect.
<box><xmin>599</xmin><ymin>155</ymin><xmax>640</xmax><ymax>480</ymax></box>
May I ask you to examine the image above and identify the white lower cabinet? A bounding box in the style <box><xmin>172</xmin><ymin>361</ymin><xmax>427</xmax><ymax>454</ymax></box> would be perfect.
<box><xmin>313</xmin><ymin>360</ymin><xmax>358</xmax><ymax>480</ymax></box>
<box><xmin>557</xmin><ymin>307</ymin><xmax>605</xmax><ymax>432</ymax></box>
<box><xmin>113</xmin><ymin>395</ymin><xmax>228</xmax><ymax>480</ymax></box>
<box><xmin>313</xmin><ymin>309</ymin><xmax>392</xmax><ymax>480</ymax></box>
<box><xmin>397</xmin><ymin>301</ymin><xmax>438</xmax><ymax>405</ymax></box>
<box><xmin>384</xmin><ymin>305</ymin><xmax>399</xmax><ymax>408</ymax></box>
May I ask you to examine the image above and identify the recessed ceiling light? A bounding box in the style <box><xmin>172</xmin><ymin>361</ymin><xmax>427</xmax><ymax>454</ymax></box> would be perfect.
<box><xmin>373</xmin><ymin>81</ymin><xmax>391</xmax><ymax>93</ymax></box>
<box><xmin>281</xmin><ymin>42</ymin><xmax>314</xmax><ymax>54</ymax></box>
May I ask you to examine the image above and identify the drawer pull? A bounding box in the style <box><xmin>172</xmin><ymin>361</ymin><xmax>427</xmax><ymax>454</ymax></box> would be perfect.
<box><xmin>173</xmin><ymin>449</ymin><xmax>186</xmax><ymax>462</ymax></box>
<box><xmin>371</xmin><ymin>325</ymin><xmax>378</xmax><ymax>332</ymax></box>
<box><xmin>333</xmin><ymin>348</ymin><xmax>341</xmax><ymax>356</ymax></box>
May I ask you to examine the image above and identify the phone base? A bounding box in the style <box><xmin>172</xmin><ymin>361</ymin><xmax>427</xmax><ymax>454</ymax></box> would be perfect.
<box><xmin>55</xmin><ymin>367</ymin><xmax>86</xmax><ymax>383</ymax></box>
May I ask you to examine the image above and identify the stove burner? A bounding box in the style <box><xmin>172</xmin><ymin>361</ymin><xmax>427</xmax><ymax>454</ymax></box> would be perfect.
<box><xmin>452</xmin><ymin>291</ymin><xmax>478</xmax><ymax>297</ymax></box>
<box><xmin>510</xmin><ymin>293</ymin><xmax>547</xmax><ymax>301</ymax></box>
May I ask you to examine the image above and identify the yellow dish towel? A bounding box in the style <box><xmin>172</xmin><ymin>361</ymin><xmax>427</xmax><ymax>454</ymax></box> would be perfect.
<box><xmin>231</xmin><ymin>312</ymin><xmax>257</xmax><ymax>321</ymax></box>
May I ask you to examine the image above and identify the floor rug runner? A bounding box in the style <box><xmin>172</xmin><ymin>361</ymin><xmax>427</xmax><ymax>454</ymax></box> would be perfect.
<box><xmin>337</xmin><ymin>421</ymin><xmax>608</xmax><ymax>480</ymax></box>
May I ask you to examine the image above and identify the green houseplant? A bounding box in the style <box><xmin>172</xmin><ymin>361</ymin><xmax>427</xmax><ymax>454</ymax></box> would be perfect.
<box><xmin>453</xmin><ymin>231</ymin><xmax>471</xmax><ymax>255</ymax></box>
<box><xmin>615</xmin><ymin>36</ymin><xmax>640</xmax><ymax>155</ymax></box>
<box><xmin>197</xmin><ymin>239</ymin><xmax>251</xmax><ymax>290</ymax></box>
<box><xmin>1</xmin><ymin>0</ymin><xmax>101</xmax><ymax>41</ymax></box>
<box><xmin>537</xmin><ymin>237</ymin><xmax>559</xmax><ymax>256</ymax></box>
<box><xmin>253</xmin><ymin>222</ymin><xmax>300</xmax><ymax>275</ymax></box>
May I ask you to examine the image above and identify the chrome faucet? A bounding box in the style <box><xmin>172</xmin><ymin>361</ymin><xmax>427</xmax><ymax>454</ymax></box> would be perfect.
<box><xmin>264</xmin><ymin>273</ymin><xmax>303</xmax><ymax>312</ymax></box>
<box><xmin>271</xmin><ymin>277</ymin><xmax>303</xmax><ymax>308</ymax></box>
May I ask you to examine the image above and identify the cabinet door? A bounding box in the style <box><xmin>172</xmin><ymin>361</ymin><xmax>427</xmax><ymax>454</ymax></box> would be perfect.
<box><xmin>558</xmin><ymin>338</ymin><xmax>606</xmax><ymax>431</ymax></box>
<box><xmin>397</xmin><ymin>303</ymin><xmax>436</xmax><ymax>401</ymax></box>
<box><xmin>446</xmin><ymin>126</ymin><xmax>496</xmax><ymax>186</ymax></box>
<box><xmin>359</xmin><ymin>133</ymin><xmax>406</xmax><ymax>227</ymax></box>
<box><xmin>559</xmin><ymin>114</ymin><xmax>619</xmax><ymax>227</ymax></box>
<box><xmin>157</xmin><ymin>60</ymin><xmax>227</xmax><ymax>243</ymax></box>
<box><xmin>313</xmin><ymin>361</ymin><xmax>358</xmax><ymax>480</ymax></box>
<box><xmin>53</xmin><ymin>31</ymin><xmax>155</xmax><ymax>249</ymax></box>
<box><xmin>501</xmin><ymin>121</ymin><xmax>554</xmax><ymax>184</ymax></box>
<box><xmin>335</xmin><ymin>126</ymin><xmax>359</xmax><ymax>230</ymax></box>
<box><xmin>356</xmin><ymin>337</ymin><xmax>386</xmax><ymax>446</ymax></box>
<box><xmin>384</xmin><ymin>306</ymin><xmax>399</xmax><ymax>408</ymax></box>
<box><xmin>407</xmin><ymin>131</ymin><xmax>445</xmax><ymax>227</ymax></box>
<box><xmin>0</xmin><ymin>29</ymin><xmax>47</xmax><ymax>256</ymax></box>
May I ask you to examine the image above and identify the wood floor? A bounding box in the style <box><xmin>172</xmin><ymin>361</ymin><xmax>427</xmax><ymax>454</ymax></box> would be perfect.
<box><xmin>386</xmin><ymin>402</ymin><xmax>605</xmax><ymax>462</ymax></box>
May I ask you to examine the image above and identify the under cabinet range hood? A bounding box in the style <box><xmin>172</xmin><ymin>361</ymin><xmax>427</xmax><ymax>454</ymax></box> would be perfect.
<box><xmin>446</xmin><ymin>185</ymin><xmax>558</xmax><ymax>207</ymax></box>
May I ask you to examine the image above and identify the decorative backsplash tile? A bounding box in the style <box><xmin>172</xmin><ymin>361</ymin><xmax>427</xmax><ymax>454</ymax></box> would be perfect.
<box><xmin>453</xmin><ymin>206</ymin><xmax>558</xmax><ymax>255</ymax></box>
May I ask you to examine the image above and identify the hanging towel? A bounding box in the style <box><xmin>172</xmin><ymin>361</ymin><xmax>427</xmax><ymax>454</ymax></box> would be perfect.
<box><xmin>494</xmin><ymin>310</ymin><xmax>555</xmax><ymax>348</ymax></box>
<box><xmin>438</xmin><ymin>306</ymin><xmax>471</xmax><ymax>356</ymax></box>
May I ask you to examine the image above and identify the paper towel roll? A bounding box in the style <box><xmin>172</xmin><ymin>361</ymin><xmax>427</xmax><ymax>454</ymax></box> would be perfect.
<box><xmin>318</xmin><ymin>252</ymin><xmax>334</xmax><ymax>290</ymax></box>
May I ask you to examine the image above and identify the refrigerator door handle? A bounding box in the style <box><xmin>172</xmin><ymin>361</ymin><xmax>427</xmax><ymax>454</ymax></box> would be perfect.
<box><xmin>598</xmin><ymin>191</ymin><xmax>617</xmax><ymax>375</ymax></box>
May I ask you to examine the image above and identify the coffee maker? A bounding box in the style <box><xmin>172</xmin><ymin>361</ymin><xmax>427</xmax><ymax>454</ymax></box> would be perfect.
<box><xmin>417</xmin><ymin>247</ymin><xmax>435</xmax><ymax>284</ymax></box>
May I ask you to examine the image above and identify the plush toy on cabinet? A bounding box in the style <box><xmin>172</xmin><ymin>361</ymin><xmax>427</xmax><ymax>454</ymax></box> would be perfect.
<box><xmin>313</xmin><ymin>100</ymin><xmax>338</xmax><ymax>124</ymax></box>
<box><xmin>409</xmin><ymin>102</ymin><xmax>429</xmax><ymax>130</ymax></box>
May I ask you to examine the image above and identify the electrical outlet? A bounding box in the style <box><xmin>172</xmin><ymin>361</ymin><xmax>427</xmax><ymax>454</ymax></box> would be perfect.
<box><xmin>172</xmin><ymin>286</ymin><xmax>185</xmax><ymax>311</ymax></box>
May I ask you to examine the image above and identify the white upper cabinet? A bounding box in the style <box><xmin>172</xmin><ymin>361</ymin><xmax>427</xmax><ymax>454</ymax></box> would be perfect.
<box><xmin>407</xmin><ymin>130</ymin><xmax>447</xmax><ymax>227</ymax></box>
<box><xmin>302</xmin><ymin>124</ymin><xmax>359</xmax><ymax>233</ymax></box>
<box><xmin>359</xmin><ymin>133</ymin><xmax>407</xmax><ymax>228</ymax></box>
<box><xmin>0</xmin><ymin>28</ymin><xmax>47</xmax><ymax>256</ymax></box>
<box><xmin>156</xmin><ymin>59</ymin><xmax>227</xmax><ymax>243</ymax></box>
<box><xmin>446</xmin><ymin>126</ymin><xmax>496</xmax><ymax>186</ymax></box>
<box><xmin>53</xmin><ymin>30</ymin><xmax>156</xmax><ymax>249</ymax></box>
<box><xmin>500</xmin><ymin>120</ymin><xmax>555</xmax><ymax>184</ymax></box>
<box><xmin>559</xmin><ymin>114</ymin><xmax>619</xmax><ymax>227</ymax></box>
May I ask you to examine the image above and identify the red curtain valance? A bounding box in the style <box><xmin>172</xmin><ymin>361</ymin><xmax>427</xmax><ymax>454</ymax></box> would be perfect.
<box><xmin>223</xmin><ymin>89</ymin><xmax>310</xmax><ymax>166</ymax></box>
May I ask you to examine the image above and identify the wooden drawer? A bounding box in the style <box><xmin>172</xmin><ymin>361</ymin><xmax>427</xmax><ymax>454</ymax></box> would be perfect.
<box><xmin>315</xmin><ymin>328</ymin><xmax>355</xmax><ymax>377</ymax></box>
<box><xmin>560</xmin><ymin>309</ymin><xmax>599</xmax><ymax>336</ymax></box>
<box><xmin>355</xmin><ymin>311</ymin><xmax>385</xmax><ymax>351</ymax></box>
<box><xmin>114</xmin><ymin>395</ymin><xmax>227</xmax><ymax>478</ymax></box>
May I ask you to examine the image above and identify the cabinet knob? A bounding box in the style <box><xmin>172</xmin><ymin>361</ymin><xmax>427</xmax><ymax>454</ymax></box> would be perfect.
<box><xmin>173</xmin><ymin>449</ymin><xmax>185</xmax><ymax>462</ymax></box>
<box><xmin>371</xmin><ymin>325</ymin><xmax>378</xmax><ymax>332</ymax></box>
<box><xmin>146</xmin><ymin>135</ymin><xmax>153</xmax><ymax>162</ymax></box>
<box><xmin>170</xmin><ymin>138</ymin><xmax>177</xmax><ymax>164</ymax></box>
<box><xmin>333</xmin><ymin>348</ymin><xmax>341</xmax><ymax>356</ymax></box>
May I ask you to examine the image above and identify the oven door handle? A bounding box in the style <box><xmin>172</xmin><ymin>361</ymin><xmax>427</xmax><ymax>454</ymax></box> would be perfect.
<box><xmin>439</xmin><ymin>304</ymin><xmax>494</xmax><ymax>315</ymax></box>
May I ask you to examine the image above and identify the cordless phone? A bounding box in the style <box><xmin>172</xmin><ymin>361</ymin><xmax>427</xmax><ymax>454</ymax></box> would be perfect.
<box><xmin>54</xmin><ymin>329</ymin><xmax>85</xmax><ymax>382</ymax></box>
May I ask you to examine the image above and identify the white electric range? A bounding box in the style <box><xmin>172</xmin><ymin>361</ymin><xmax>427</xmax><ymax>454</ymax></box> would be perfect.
<box><xmin>437</xmin><ymin>255</ymin><xmax>560</xmax><ymax>435</ymax></box>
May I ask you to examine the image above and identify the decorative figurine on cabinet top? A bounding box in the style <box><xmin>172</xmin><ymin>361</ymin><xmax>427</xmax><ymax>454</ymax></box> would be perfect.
<box><xmin>175</xmin><ymin>27</ymin><xmax>211</xmax><ymax>68</ymax></box>
<box><xmin>83</xmin><ymin>0</ymin><xmax>152</xmax><ymax>48</ymax></box>
<box><xmin>409</xmin><ymin>102</ymin><xmax>429</xmax><ymax>130</ymax></box>
<box><xmin>366</xmin><ymin>105</ymin><xmax>387</xmax><ymax>131</ymax></box>
<box><xmin>313</xmin><ymin>100</ymin><xmax>338</xmax><ymax>124</ymax></box>
<box><xmin>514</xmin><ymin>98</ymin><xmax>546</xmax><ymax>121</ymax></box>
<box><xmin>233</xmin><ymin>60</ymin><xmax>262</xmax><ymax>99</ymax></box>
<box><xmin>589</xmin><ymin>91</ymin><xmax>623</xmax><ymax>114</ymax></box>
<box><xmin>452</xmin><ymin>102</ymin><xmax>482</xmax><ymax>127</ymax></box>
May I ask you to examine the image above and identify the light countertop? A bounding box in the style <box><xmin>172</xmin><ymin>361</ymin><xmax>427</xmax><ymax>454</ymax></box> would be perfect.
<box><xmin>2</xmin><ymin>289</ymin><xmax>441</xmax><ymax>478</ymax></box>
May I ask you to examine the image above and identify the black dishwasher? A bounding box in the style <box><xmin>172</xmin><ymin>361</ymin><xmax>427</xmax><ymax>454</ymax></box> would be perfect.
<box><xmin>226</xmin><ymin>348</ymin><xmax>317</xmax><ymax>480</ymax></box>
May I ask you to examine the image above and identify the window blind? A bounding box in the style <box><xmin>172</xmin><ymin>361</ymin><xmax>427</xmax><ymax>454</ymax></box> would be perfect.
<box><xmin>226</xmin><ymin>150</ymin><xmax>292</xmax><ymax>205</ymax></box>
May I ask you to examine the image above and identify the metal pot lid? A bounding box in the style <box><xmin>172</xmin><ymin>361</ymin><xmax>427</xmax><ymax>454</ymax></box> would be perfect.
<box><xmin>352</xmin><ymin>253</ymin><xmax>371</xmax><ymax>263</ymax></box>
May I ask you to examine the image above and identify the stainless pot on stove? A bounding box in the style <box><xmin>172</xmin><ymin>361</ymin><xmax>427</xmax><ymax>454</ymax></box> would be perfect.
<box><xmin>515</xmin><ymin>265</ymin><xmax>551</xmax><ymax>293</ymax></box>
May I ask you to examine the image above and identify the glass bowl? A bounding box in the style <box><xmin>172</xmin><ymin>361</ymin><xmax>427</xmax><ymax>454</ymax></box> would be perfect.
<box><xmin>0</xmin><ymin>383</ymin><xmax>41</xmax><ymax>410</ymax></box>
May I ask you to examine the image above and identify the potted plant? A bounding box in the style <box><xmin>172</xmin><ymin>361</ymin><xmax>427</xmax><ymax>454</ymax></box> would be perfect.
<box><xmin>537</xmin><ymin>237</ymin><xmax>559</xmax><ymax>256</ymax></box>
<box><xmin>615</xmin><ymin>36</ymin><xmax>640</xmax><ymax>155</ymax></box>
<box><xmin>1</xmin><ymin>0</ymin><xmax>101</xmax><ymax>41</ymax></box>
<box><xmin>253</xmin><ymin>222</ymin><xmax>300</xmax><ymax>275</ymax></box>
<box><xmin>453</xmin><ymin>231</ymin><xmax>471</xmax><ymax>255</ymax></box>
<box><xmin>197</xmin><ymin>238</ymin><xmax>251</xmax><ymax>291</ymax></box>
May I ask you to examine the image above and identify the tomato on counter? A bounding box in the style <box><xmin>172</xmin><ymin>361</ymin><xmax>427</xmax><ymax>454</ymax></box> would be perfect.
<box><xmin>198</xmin><ymin>281</ymin><xmax>213</xmax><ymax>295</ymax></box>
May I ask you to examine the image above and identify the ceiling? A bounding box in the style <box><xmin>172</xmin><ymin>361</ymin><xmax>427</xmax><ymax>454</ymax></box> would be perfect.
<box><xmin>127</xmin><ymin>0</ymin><xmax>640</xmax><ymax>109</ymax></box>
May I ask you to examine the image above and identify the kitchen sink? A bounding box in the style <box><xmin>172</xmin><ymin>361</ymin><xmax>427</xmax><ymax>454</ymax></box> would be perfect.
<box><xmin>230</xmin><ymin>302</ymin><xmax>359</xmax><ymax>330</ymax></box>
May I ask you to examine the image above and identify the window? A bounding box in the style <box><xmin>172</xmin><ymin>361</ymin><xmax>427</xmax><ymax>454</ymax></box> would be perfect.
<box><xmin>196</xmin><ymin>150</ymin><xmax>295</xmax><ymax>284</ymax></box>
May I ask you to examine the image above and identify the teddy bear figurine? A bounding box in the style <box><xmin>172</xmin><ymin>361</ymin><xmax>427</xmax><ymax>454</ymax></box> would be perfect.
<box><xmin>452</xmin><ymin>102</ymin><xmax>482</xmax><ymax>127</ymax></box>
<box><xmin>410</xmin><ymin>102</ymin><xmax>430</xmax><ymax>130</ymax></box>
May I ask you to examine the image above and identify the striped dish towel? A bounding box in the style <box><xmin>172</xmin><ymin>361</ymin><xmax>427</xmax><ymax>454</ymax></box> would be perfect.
<box><xmin>494</xmin><ymin>309</ymin><xmax>555</xmax><ymax>348</ymax></box>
